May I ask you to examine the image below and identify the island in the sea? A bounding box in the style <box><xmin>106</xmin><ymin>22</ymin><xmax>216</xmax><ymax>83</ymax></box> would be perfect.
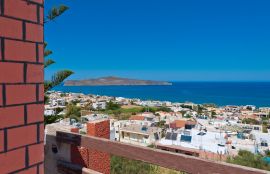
<box><xmin>64</xmin><ymin>76</ymin><xmax>172</xmax><ymax>86</ymax></box>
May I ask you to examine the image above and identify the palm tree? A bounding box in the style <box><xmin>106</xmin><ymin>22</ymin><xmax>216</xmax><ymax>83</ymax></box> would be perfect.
<box><xmin>44</xmin><ymin>4</ymin><xmax>74</xmax><ymax>124</ymax></box>
<box><xmin>44</xmin><ymin>4</ymin><xmax>73</xmax><ymax>99</ymax></box>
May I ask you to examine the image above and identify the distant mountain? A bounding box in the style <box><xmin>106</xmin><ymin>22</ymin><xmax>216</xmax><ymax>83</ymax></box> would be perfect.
<box><xmin>64</xmin><ymin>76</ymin><xmax>172</xmax><ymax>86</ymax></box>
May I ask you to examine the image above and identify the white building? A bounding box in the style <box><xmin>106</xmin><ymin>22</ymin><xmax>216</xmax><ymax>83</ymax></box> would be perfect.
<box><xmin>51</xmin><ymin>98</ymin><xmax>65</xmax><ymax>107</ymax></box>
<box><xmin>92</xmin><ymin>102</ymin><xmax>107</xmax><ymax>110</ymax></box>
<box><xmin>158</xmin><ymin>129</ymin><xmax>228</xmax><ymax>155</ymax></box>
<box><xmin>243</xmin><ymin>105</ymin><xmax>256</xmax><ymax>111</ymax></box>
<box><xmin>44</xmin><ymin>109</ymin><xmax>55</xmax><ymax>116</ymax></box>
<box><xmin>119</xmin><ymin>124</ymin><xmax>161</xmax><ymax>146</ymax></box>
<box><xmin>81</xmin><ymin>114</ymin><xmax>109</xmax><ymax>123</ymax></box>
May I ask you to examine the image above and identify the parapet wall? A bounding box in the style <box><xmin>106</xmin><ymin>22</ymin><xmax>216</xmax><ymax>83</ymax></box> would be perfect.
<box><xmin>0</xmin><ymin>0</ymin><xmax>44</xmax><ymax>173</ymax></box>
<box><xmin>87</xmin><ymin>120</ymin><xmax>110</xmax><ymax>174</ymax></box>
<box><xmin>70</xmin><ymin>120</ymin><xmax>111</xmax><ymax>174</ymax></box>
<box><xmin>45</xmin><ymin>120</ymin><xmax>110</xmax><ymax>174</ymax></box>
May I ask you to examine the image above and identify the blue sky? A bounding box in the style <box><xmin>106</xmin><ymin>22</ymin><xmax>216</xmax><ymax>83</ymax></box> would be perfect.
<box><xmin>45</xmin><ymin>0</ymin><xmax>270</xmax><ymax>81</ymax></box>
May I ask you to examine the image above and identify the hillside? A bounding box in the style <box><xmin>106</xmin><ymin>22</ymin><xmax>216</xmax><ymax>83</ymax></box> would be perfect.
<box><xmin>64</xmin><ymin>76</ymin><xmax>172</xmax><ymax>86</ymax></box>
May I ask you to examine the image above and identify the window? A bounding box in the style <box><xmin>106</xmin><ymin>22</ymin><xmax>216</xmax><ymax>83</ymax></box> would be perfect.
<box><xmin>261</xmin><ymin>141</ymin><xmax>268</xmax><ymax>147</ymax></box>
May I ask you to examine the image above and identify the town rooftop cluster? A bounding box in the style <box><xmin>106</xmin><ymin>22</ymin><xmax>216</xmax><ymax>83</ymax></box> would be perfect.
<box><xmin>45</xmin><ymin>91</ymin><xmax>270</xmax><ymax>163</ymax></box>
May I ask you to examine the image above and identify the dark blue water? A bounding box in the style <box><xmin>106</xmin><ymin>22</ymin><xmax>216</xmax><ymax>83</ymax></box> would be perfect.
<box><xmin>53</xmin><ymin>82</ymin><xmax>270</xmax><ymax>107</ymax></box>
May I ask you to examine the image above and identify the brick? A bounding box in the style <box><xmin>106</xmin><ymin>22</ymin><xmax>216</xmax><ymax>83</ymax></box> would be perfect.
<box><xmin>39</xmin><ymin>7</ymin><xmax>44</xmax><ymax>24</ymax></box>
<box><xmin>38</xmin><ymin>43</ymin><xmax>44</xmax><ymax>63</ymax></box>
<box><xmin>70</xmin><ymin>127</ymin><xmax>89</xmax><ymax>167</ymax></box>
<box><xmin>87</xmin><ymin>120</ymin><xmax>110</xmax><ymax>139</ymax></box>
<box><xmin>26</xmin><ymin>23</ymin><xmax>43</xmax><ymax>42</ymax></box>
<box><xmin>87</xmin><ymin>120</ymin><xmax>110</xmax><ymax>174</ymax></box>
<box><xmin>8</xmin><ymin>125</ymin><xmax>37</xmax><ymax>150</ymax></box>
<box><xmin>88</xmin><ymin>149</ymin><xmax>110</xmax><ymax>174</ymax></box>
<box><xmin>39</xmin><ymin>163</ymin><xmax>44</xmax><ymax>174</ymax></box>
<box><xmin>0</xmin><ymin>85</ymin><xmax>2</xmax><ymax>106</ymax></box>
<box><xmin>0</xmin><ymin>17</ymin><xmax>22</xmax><ymax>39</ymax></box>
<box><xmin>38</xmin><ymin>84</ymin><xmax>44</xmax><ymax>102</ymax></box>
<box><xmin>0</xmin><ymin>106</ymin><xmax>24</xmax><ymax>129</ymax></box>
<box><xmin>39</xmin><ymin>123</ymin><xmax>44</xmax><ymax>142</ymax></box>
<box><xmin>0</xmin><ymin>131</ymin><xmax>3</xmax><ymax>152</ymax></box>
<box><xmin>0</xmin><ymin>0</ymin><xmax>44</xmax><ymax>173</ymax></box>
<box><xmin>0</xmin><ymin>38</ymin><xmax>2</xmax><ymax>60</ymax></box>
<box><xmin>17</xmin><ymin>166</ymin><xmax>37</xmax><ymax>174</ymax></box>
<box><xmin>0</xmin><ymin>62</ymin><xmax>24</xmax><ymax>83</ymax></box>
<box><xmin>5</xmin><ymin>40</ymin><xmax>36</xmax><ymax>62</ymax></box>
<box><xmin>27</xmin><ymin>64</ymin><xmax>44</xmax><ymax>83</ymax></box>
<box><xmin>0</xmin><ymin>148</ymin><xmax>25</xmax><ymax>173</ymax></box>
<box><xmin>28</xmin><ymin>143</ymin><xmax>44</xmax><ymax>165</ymax></box>
<box><xmin>27</xmin><ymin>104</ymin><xmax>43</xmax><ymax>124</ymax></box>
<box><xmin>71</xmin><ymin>146</ymin><xmax>89</xmax><ymax>167</ymax></box>
<box><xmin>6</xmin><ymin>84</ymin><xmax>36</xmax><ymax>105</ymax></box>
<box><xmin>5</xmin><ymin>0</ymin><xmax>37</xmax><ymax>22</ymax></box>
<box><xmin>71</xmin><ymin>127</ymin><xmax>79</xmax><ymax>133</ymax></box>
<box><xmin>28</xmin><ymin>0</ymin><xmax>44</xmax><ymax>5</ymax></box>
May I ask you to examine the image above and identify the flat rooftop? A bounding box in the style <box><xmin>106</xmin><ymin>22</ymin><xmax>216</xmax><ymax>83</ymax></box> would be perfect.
<box><xmin>120</xmin><ymin>124</ymin><xmax>160</xmax><ymax>135</ymax></box>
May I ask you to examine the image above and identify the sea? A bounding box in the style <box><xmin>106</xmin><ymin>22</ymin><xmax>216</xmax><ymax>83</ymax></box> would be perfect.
<box><xmin>53</xmin><ymin>82</ymin><xmax>270</xmax><ymax>107</ymax></box>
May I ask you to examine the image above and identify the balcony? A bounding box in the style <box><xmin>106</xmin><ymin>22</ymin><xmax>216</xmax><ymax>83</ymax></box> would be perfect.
<box><xmin>45</xmin><ymin>130</ymin><xmax>268</xmax><ymax>174</ymax></box>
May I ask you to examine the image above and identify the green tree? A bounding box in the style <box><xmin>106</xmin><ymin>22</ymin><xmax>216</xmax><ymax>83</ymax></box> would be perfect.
<box><xmin>106</xmin><ymin>101</ymin><xmax>121</xmax><ymax>110</ymax></box>
<box><xmin>211</xmin><ymin>111</ymin><xmax>217</xmax><ymax>118</ymax></box>
<box><xmin>180</xmin><ymin>105</ymin><xmax>192</xmax><ymax>109</ymax></box>
<box><xmin>184</xmin><ymin>114</ymin><xmax>192</xmax><ymax>118</ymax></box>
<box><xmin>141</xmin><ymin>106</ymin><xmax>172</xmax><ymax>113</ymax></box>
<box><xmin>157</xmin><ymin>120</ymin><xmax>166</xmax><ymax>128</ymax></box>
<box><xmin>242</xmin><ymin>118</ymin><xmax>260</xmax><ymax>125</ymax></box>
<box><xmin>55</xmin><ymin>107</ymin><xmax>64</xmax><ymax>115</ymax></box>
<box><xmin>203</xmin><ymin>103</ymin><xmax>217</xmax><ymax>108</ymax></box>
<box><xmin>65</xmin><ymin>103</ymin><xmax>81</xmax><ymax>121</ymax></box>
<box><xmin>265</xmin><ymin>150</ymin><xmax>270</xmax><ymax>157</ymax></box>
<box><xmin>157</xmin><ymin>120</ymin><xmax>166</xmax><ymax>138</ymax></box>
<box><xmin>44</xmin><ymin>115</ymin><xmax>63</xmax><ymax>125</ymax></box>
<box><xmin>44</xmin><ymin>4</ymin><xmax>74</xmax><ymax>124</ymax></box>
<box><xmin>157</xmin><ymin>107</ymin><xmax>172</xmax><ymax>112</ymax></box>
<box><xmin>227</xmin><ymin>150</ymin><xmax>270</xmax><ymax>171</ymax></box>
<box><xmin>196</xmin><ymin>105</ymin><xmax>204</xmax><ymax>115</ymax></box>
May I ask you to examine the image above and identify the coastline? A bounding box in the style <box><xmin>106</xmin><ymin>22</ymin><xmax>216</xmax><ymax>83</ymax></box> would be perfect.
<box><xmin>64</xmin><ymin>76</ymin><xmax>172</xmax><ymax>86</ymax></box>
<box><xmin>53</xmin><ymin>81</ymin><xmax>270</xmax><ymax>107</ymax></box>
<box><xmin>64</xmin><ymin>83</ymin><xmax>173</xmax><ymax>86</ymax></box>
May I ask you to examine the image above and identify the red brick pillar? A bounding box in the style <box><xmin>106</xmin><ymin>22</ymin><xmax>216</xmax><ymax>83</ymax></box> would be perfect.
<box><xmin>70</xmin><ymin>127</ymin><xmax>90</xmax><ymax>167</ymax></box>
<box><xmin>87</xmin><ymin>120</ymin><xmax>110</xmax><ymax>174</ymax></box>
<box><xmin>0</xmin><ymin>0</ymin><xmax>44</xmax><ymax>173</ymax></box>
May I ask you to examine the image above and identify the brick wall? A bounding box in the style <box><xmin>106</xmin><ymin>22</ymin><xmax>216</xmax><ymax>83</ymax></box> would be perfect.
<box><xmin>0</xmin><ymin>0</ymin><xmax>44</xmax><ymax>173</ymax></box>
<box><xmin>87</xmin><ymin>120</ymin><xmax>110</xmax><ymax>174</ymax></box>
<box><xmin>70</xmin><ymin>127</ymin><xmax>90</xmax><ymax>167</ymax></box>
<box><xmin>71</xmin><ymin>120</ymin><xmax>111</xmax><ymax>174</ymax></box>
